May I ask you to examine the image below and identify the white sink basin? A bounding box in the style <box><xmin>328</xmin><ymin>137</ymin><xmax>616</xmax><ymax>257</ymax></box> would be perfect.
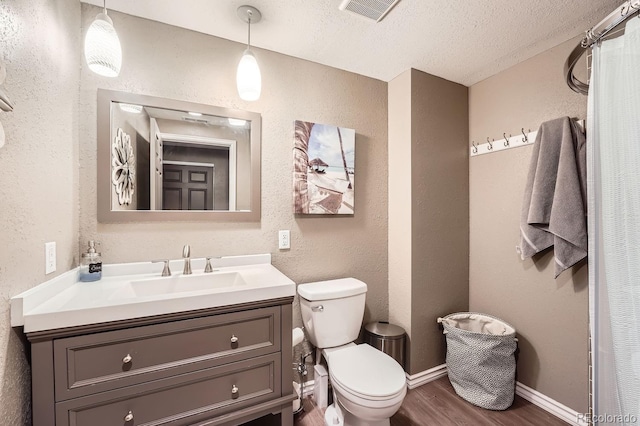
<box><xmin>128</xmin><ymin>271</ymin><xmax>247</xmax><ymax>298</ymax></box>
<box><xmin>11</xmin><ymin>254</ymin><xmax>296</xmax><ymax>332</ymax></box>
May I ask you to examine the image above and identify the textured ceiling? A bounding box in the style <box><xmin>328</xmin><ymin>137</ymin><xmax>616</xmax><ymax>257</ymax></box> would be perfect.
<box><xmin>82</xmin><ymin>0</ymin><xmax>622</xmax><ymax>86</ymax></box>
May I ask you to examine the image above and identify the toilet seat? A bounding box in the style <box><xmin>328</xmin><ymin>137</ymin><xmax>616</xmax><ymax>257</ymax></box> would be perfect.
<box><xmin>328</xmin><ymin>344</ymin><xmax>406</xmax><ymax>401</ymax></box>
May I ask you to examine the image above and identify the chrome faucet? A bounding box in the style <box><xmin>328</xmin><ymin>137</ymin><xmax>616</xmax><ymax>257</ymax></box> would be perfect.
<box><xmin>204</xmin><ymin>257</ymin><xmax>214</xmax><ymax>273</ymax></box>
<box><xmin>182</xmin><ymin>245</ymin><xmax>192</xmax><ymax>275</ymax></box>
<box><xmin>152</xmin><ymin>259</ymin><xmax>172</xmax><ymax>277</ymax></box>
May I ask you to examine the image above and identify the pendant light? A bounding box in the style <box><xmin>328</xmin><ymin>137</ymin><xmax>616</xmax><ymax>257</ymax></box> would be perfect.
<box><xmin>236</xmin><ymin>6</ymin><xmax>262</xmax><ymax>101</ymax></box>
<box><xmin>84</xmin><ymin>0</ymin><xmax>122</xmax><ymax>77</ymax></box>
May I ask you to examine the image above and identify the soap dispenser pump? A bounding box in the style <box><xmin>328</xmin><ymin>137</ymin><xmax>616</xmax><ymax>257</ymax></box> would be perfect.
<box><xmin>80</xmin><ymin>240</ymin><xmax>102</xmax><ymax>282</ymax></box>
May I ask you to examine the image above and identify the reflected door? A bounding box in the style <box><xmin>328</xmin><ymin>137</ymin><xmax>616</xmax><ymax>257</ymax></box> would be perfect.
<box><xmin>162</xmin><ymin>164</ymin><xmax>214</xmax><ymax>210</ymax></box>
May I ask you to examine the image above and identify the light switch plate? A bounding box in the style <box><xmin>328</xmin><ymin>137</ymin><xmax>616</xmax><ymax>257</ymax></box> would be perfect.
<box><xmin>45</xmin><ymin>242</ymin><xmax>56</xmax><ymax>274</ymax></box>
<box><xmin>278</xmin><ymin>230</ymin><xmax>290</xmax><ymax>250</ymax></box>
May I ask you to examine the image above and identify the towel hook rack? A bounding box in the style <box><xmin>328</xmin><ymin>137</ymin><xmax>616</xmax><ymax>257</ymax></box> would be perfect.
<box><xmin>471</xmin><ymin>127</ymin><xmax>538</xmax><ymax>157</ymax></box>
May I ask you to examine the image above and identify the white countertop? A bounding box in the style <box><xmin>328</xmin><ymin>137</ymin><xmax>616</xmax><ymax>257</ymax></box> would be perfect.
<box><xmin>11</xmin><ymin>254</ymin><xmax>296</xmax><ymax>333</ymax></box>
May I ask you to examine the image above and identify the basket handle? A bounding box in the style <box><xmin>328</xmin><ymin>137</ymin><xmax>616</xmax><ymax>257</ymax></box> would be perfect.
<box><xmin>436</xmin><ymin>317</ymin><xmax>449</xmax><ymax>334</ymax></box>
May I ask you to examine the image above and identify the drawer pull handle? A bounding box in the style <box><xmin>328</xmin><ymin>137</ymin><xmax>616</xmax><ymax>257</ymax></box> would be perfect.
<box><xmin>231</xmin><ymin>385</ymin><xmax>239</xmax><ymax>397</ymax></box>
<box><xmin>122</xmin><ymin>354</ymin><xmax>133</xmax><ymax>364</ymax></box>
<box><xmin>124</xmin><ymin>411</ymin><xmax>134</xmax><ymax>422</ymax></box>
<box><xmin>230</xmin><ymin>335</ymin><xmax>239</xmax><ymax>344</ymax></box>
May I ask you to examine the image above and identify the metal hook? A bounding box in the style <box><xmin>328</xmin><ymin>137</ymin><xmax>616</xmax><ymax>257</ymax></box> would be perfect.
<box><xmin>622</xmin><ymin>3</ymin><xmax>634</xmax><ymax>16</ymax></box>
<box><xmin>471</xmin><ymin>141</ymin><xmax>478</xmax><ymax>154</ymax></box>
<box><xmin>503</xmin><ymin>133</ymin><xmax>510</xmax><ymax>147</ymax></box>
<box><xmin>487</xmin><ymin>137</ymin><xmax>493</xmax><ymax>150</ymax></box>
<box><xmin>521</xmin><ymin>128</ymin><xmax>529</xmax><ymax>143</ymax></box>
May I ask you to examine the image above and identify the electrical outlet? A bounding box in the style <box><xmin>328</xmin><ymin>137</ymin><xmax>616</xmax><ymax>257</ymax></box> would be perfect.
<box><xmin>45</xmin><ymin>242</ymin><xmax>56</xmax><ymax>274</ymax></box>
<box><xmin>278</xmin><ymin>230</ymin><xmax>290</xmax><ymax>250</ymax></box>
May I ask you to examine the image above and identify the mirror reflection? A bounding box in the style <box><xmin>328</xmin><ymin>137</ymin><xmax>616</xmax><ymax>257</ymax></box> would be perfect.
<box><xmin>97</xmin><ymin>90</ymin><xmax>261</xmax><ymax>222</ymax></box>
<box><xmin>112</xmin><ymin>102</ymin><xmax>251</xmax><ymax>211</ymax></box>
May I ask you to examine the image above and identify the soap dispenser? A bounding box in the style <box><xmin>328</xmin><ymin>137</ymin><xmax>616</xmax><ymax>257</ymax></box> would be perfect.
<box><xmin>80</xmin><ymin>240</ymin><xmax>102</xmax><ymax>282</ymax></box>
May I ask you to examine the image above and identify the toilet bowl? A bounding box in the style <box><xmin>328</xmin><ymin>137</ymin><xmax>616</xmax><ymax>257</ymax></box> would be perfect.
<box><xmin>297</xmin><ymin>278</ymin><xmax>407</xmax><ymax>426</ymax></box>
<box><xmin>323</xmin><ymin>343</ymin><xmax>406</xmax><ymax>426</ymax></box>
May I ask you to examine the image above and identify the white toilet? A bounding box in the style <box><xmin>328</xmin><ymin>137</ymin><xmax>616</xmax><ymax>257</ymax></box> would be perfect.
<box><xmin>298</xmin><ymin>278</ymin><xmax>407</xmax><ymax>426</ymax></box>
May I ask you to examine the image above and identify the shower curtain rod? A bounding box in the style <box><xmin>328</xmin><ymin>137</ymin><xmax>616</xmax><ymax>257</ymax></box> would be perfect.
<box><xmin>565</xmin><ymin>0</ymin><xmax>640</xmax><ymax>95</ymax></box>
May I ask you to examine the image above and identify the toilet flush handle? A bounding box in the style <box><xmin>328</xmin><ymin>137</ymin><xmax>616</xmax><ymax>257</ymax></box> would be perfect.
<box><xmin>311</xmin><ymin>305</ymin><xmax>324</xmax><ymax>312</ymax></box>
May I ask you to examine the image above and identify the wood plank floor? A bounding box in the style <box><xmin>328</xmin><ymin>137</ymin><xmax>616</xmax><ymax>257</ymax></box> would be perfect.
<box><xmin>294</xmin><ymin>376</ymin><xmax>569</xmax><ymax>426</ymax></box>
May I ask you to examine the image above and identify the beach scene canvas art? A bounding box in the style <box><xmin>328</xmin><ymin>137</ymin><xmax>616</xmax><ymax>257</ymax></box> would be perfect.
<box><xmin>293</xmin><ymin>120</ymin><xmax>355</xmax><ymax>215</ymax></box>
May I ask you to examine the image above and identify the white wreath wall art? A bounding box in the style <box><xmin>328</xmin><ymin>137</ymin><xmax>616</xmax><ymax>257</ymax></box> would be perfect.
<box><xmin>111</xmin><ymin>127</ymin><xmax>136</xmax><ymax>205</ymax></box>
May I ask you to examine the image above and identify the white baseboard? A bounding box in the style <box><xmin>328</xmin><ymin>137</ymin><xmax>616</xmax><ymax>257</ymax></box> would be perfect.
<box><xmin>515</xmin><ymin>381</ymin><xmax>586</xmax><ymax>426</ymax></box>
<box><xmin>405</xmin><ymin>364</ymin><xmax>448</xmax><ymax>389</ymax></box>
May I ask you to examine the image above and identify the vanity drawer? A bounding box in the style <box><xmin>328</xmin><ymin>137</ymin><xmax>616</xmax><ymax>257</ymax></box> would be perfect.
<box><xmin>55</xmin><ymin>353</ymin><xmax>281</xmax><ymax>426</ymax></box>
<box><xmin>53</xmin><ymin>306</ymin><xmax>280</xmax><ymax>401</ymax></box>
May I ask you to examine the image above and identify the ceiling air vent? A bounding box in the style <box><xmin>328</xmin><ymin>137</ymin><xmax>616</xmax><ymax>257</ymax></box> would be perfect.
<box><xmin>182</xmin><ymin>116</ymin><xmax>209</xmax><ymax>124</ymax></box>
<box><xmin>338</xmin><ymin>0</ymin><xmax>401</xmax><ymax>22</ymax></box>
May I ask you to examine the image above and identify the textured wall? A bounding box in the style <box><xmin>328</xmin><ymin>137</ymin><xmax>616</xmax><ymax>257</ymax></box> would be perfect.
<box><xmin>468</xmin><ymin>36</ymin><xmax>589</xmax><ymax>411</ymax></box>
<box><xmin>389</xmin><ymin>69</ymin><xmax>469</xmax><ymax>375</ymax></box>
<box><xmin>0</xmin><ymin>1</ymin><xmax>80</xmax><ymax>423</ymax></box>
<box><xmin>410</xmin><ymin>69</ymin><xmax>469</xmax><ymax>374</ymax></box>
<box><xmin>78</xmin><ymin>5</ymin><xmax>389</xmax><ymax>329</ymax></box>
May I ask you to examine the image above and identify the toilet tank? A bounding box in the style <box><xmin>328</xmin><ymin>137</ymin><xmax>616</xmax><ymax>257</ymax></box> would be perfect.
<box><xmin>298</xmin><ymin>278</ymin><xmax>367</xmax><ymax>349</ymax></box>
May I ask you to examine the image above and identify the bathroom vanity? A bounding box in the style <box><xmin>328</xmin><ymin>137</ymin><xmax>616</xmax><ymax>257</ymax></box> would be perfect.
<box><xmin>11</xmin><ymin>255</ymin><xmax>296</xmax><ymax>426</ymax></box>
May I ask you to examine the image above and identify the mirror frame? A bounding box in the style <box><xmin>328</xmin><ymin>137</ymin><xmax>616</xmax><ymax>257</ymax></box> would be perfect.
<box><xmin>97</xmin><ymin>89</ymin><xmax>261</xmax><ymax>222</ymax></box>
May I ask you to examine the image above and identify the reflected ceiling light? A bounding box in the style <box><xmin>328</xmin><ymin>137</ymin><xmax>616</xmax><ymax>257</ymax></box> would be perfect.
<box><xmin>228</xmin><ymin>118</ymin><xmax>247</xmax><ymax>127</ymax></box>
<box><xmin>236</xmin><ymin>5</ymin><xmax>262</xmax><ymax>102</ymax></box>
<box><xmin>119</xmin><ymin>103</ymin><xmax>142</xmax><ymax>114</ymax></box>
<box><xmin>188</xmin><ymin>111</ymin><xmax>202</xmax><ymax>117</ymax></box>
<box><xmin>84</xmin><ymin>0</ymin><xmax>122</xmax><ymax>77</ymax></box>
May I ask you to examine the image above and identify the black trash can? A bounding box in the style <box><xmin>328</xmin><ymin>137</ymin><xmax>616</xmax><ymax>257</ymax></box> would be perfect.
<box><xmin>363</xmin><ymin>321</ymin><xmax>406</xmax><ymax>369</ymax></box>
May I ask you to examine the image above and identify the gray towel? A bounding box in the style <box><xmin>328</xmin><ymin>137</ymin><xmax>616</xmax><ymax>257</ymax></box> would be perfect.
<box><xmin>519</xmin><ymin>117</ymin><xmax>587</xmax><ymax>278</ymax></box>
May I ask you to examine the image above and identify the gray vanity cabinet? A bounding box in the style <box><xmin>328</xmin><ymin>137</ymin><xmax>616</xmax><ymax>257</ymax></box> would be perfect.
<box><xmin>27</xmin><ymin>298</ymin><xmax>295</xmax><ymax>426</ymax></box>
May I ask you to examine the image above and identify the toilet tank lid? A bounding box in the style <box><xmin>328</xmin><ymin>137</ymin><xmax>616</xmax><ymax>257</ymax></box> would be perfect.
<box><xmin>298</xmin><ymin>278</ymin><xmax>367</xmax><ymax>301</ymax></box>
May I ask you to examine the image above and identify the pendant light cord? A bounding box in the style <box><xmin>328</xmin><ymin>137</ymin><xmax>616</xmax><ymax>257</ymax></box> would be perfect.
<box><xmin>103</xmin><ymin>0</ymin><xmax>108</xmax><ymax>15</ymax></box>
<box><xmin>247</xmin><ymin>10</ymin><xmax>252</xmax><ymax>49</ymax></box>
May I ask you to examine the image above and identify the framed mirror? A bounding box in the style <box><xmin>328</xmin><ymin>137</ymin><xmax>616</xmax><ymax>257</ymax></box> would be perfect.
<box><xmin>97</xmin><ymin>89</ymin><xmax>261</xmax><ymax>222</ymax></box>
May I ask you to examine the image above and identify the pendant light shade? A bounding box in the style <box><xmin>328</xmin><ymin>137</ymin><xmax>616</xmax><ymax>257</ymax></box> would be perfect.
<box><xmin>237</xmin><ymin>49</ymin><xmax>261</xmax><ymax>101</ymax></box>
<box><xmin>236</xmin><ymin>6</ymin><xmax>262</xmax><ymax>101</ymax></box>
<box><xmin>85</xmin><ymin>7</ymin><xmax>122</xmax><ymax>78</ymax></box>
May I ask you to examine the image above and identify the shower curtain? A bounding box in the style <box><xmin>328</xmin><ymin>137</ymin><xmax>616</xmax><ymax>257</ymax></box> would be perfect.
<box><xmin>587</xmin><ymin>17</ymin><xmax>640</xmax><ymax>425</ymax></box>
